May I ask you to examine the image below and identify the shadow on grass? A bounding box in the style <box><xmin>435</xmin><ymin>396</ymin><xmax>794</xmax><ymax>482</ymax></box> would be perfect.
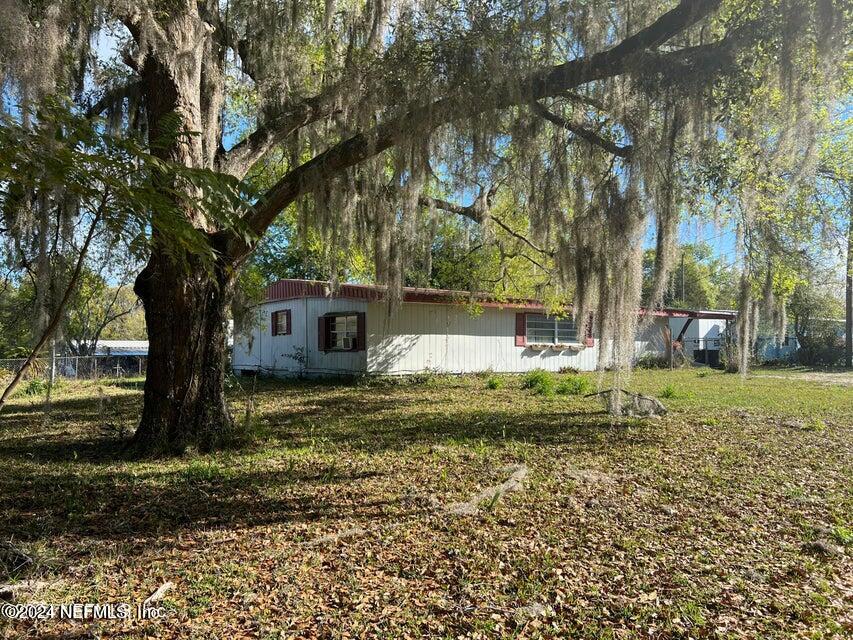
<box><xmin>257</xmin><ymin>388</ymin><xmax>656</xmax><ymax>453</ymax></box>
<box><xmin>0</xmin><ymin>462</ymin><xmax>387</xmax><ymax>544</ymax></box>
<box><xmin>0</xmin><ymin>379</ymin><xmax>659</xmax><ymax>546</ymax></box>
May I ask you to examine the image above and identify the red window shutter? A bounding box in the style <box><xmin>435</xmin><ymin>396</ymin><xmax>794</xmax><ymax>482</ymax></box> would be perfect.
<box><xmin>515</xmin><ymin>313</ymin><xmax>527</xmax><ymax>347</ymax></box>
<box><xmin>355</xmin><ymin>311</ymin><xmax>366</xmax><ymax>351</ymax></box>
<box><xmin>284</xmin><ymin>309</ymin><xmax>292</xmax><ymax>335</ymax></box>
<box><xmin>318</xmin><ymin>316</ymin><xmax>328</xmax><ymax>351</ymax></box>
<box><xmin>271</xmin><ymin>311</ymin><xmax>278</xmax><ymax>336</ymax></box>
<box><xmin>584</xmin><ymin>313</ymin><xmax>595</xmax><ymax>347</ymax></box>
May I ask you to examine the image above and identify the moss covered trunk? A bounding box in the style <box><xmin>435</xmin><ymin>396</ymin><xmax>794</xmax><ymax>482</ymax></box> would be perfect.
<box><xmin>130</xmin><ymin>3</ymin><xmax>233</xmax><ymax>454</ymax></box>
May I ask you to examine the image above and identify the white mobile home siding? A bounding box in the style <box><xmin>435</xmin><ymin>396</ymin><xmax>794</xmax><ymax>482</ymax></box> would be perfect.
<box><xmin>366</xmin><ymin>302</ymin><xmax>669</xmax><ymax>374</ymax></box>
<box><xmin>367</xmin><ymin>303</ymin><xmax>595</xmax><ymax>373</ymax></box>
<box><xmin>232</xmin><ymin>298</ymin><xmax>368</xmax><ymax>376</ymax></box>
<box><xmin>233</xmin><ymin>297</ymin><xmax>671</xmax><ymax>377</ymax></box>
<box><xmin>669</xmin><ymin>317</ymin><xmax>727</xmax><ymax>357</ymax></box>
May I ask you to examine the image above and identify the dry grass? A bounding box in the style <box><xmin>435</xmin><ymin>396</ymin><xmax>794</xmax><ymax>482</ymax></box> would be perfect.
<box><xmin>0</xmin><ymin>368</ymin><xmax>851</xmax><ymax>639</ymax></box>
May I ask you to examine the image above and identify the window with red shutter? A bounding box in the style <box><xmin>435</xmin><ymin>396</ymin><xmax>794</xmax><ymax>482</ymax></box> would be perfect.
<box><xmin>271</xmin><ymin>309</ymin><xmax>290</xmax><ymax>336</ymax></box>
<box><xmin>515</xmin><ymin>313</ymin><xmax>527</xmax><ymax>347</ymax></box>
<box><xmin>318</xmin><ymin>316</ymin><xmax>328</xmax><ymax>351</ymax></box>
<box><xmin>356</xmin><ymin>311</ymin><xmax>366</xmax><ymax>351</ymax></box>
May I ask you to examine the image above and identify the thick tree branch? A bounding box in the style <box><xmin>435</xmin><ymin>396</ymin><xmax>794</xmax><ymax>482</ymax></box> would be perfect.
<box><xmin>418</xmin><ymin>194</ymin><xmax>485</xmax><ymax>222</ymax></box>
<box><xmin>216</xmin><ymin>88</ymin><xmax>344</xmax><ymax>178</ymax></box>
<box><xmin>229</xmin><ymin>0</ymin><xmax>722</xmax><ymax>258</ymax></box>
<box><xmin>531</xmin><ymin>101</ymin><xmax>633</xmax><ymax>158</ymax></box>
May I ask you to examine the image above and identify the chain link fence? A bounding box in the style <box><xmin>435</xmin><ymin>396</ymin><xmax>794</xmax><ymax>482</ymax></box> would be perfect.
<box><xmin>0</xmin><ymin>355</ymin><xmax>147</xmax><ymax>381</ymax></box>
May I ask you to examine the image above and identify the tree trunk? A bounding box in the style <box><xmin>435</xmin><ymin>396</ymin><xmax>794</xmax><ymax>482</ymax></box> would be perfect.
<box><xmin>845</xmin><ymin>194</ymin><xmax>852</xmax><ymax>368</ymax></box>
<box><xmin>126</xmin><ymin>3</ymin><xmax>231</xmax><ymax>454</ymax></box>
<box><xmin>132</xmin><ymin>249</ymin><xmax>235</xmax><ymax>454</ymax></box>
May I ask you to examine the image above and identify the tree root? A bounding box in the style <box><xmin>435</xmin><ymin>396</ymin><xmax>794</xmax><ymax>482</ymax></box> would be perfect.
<box><xmin>303</xmin><ymin>463</ymin><xmax>530</xmax><ymax>546</ymax></box>
<box><xmin>447</xmin><ymin>464</ymin><xmax>528</xmax><ymax>516</ymax></box>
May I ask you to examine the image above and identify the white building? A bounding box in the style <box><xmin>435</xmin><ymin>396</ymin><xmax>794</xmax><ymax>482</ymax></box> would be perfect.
<box><xmin>231</xmin><ymin>279</ymin><xmax>736</xmax><ymax>377</ymax></box>
<box><xmin>95</xmin><ymin>340</ymin><xmax>150</xmax><ymax>356</ymax></box>
<box><xmin>668</xmin><ymin>315</ymin><xmax>733</xmax><ymax>366</ymax></box>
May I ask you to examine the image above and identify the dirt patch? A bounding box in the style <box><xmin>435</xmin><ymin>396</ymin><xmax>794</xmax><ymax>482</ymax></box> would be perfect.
<box><xmin>753</xmin><ymin>371</ymin><xmax>853</xmax><ymax>387</ymax></box>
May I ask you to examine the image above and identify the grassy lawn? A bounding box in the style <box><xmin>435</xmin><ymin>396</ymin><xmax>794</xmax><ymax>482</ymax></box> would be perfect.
<box><xmin>1</xmin><ymin>368</ymin><xmax>851</xmax><ymax>639</ymax></box>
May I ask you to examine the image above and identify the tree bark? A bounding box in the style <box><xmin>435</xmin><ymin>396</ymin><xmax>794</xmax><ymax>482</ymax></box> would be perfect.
<box><xmin>845</xmin><ymin>191</ymin><xmax>852</xmax><ymax>368</ymax></box>
<box><xmin>128</xmin><ymin>2</ymin><xmax>233</xmax><ymax>454</ymax></box>
<box><xmin>131</xmin><ymin>249</ymin><xmax>234</xmax><ymax>454</ymax></box>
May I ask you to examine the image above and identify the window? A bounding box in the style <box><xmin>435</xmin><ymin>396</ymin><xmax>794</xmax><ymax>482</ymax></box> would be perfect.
<box><xmin>271</xmin><ymin>309</ymin><xmax>291</xmax><ymax>336</ymax></box>
<box><xmin>525</xmin><ymin>314</ymin><xmax>578</xmax><ymax>344</ymax></box>
<box><xmin>330</xmin><ymin>314</ymin><xmax>358</xmax><ymax>350</ymax></box>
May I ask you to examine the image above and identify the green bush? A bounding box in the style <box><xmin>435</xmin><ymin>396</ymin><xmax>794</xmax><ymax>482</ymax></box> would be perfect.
<box><xmin>803</xmin><ymin>418</ymin><xmax>826</xmax><ymax>432</ymax></box>
<box><xmin>522</xmin><ymin>369</ymin><xmax>556</xmax><ymax>396</ymax></box>
<box><xmin>832</xmin><ymin>525</ymin><xmax>852</xmax><ymax>546</ymax></box>
<box><xmin>659</xmin><ymin>383</ymin><xmax>680</xmax><ymax>399</ymax></box>
<box><xmin>23</xmin><ymin>378</ymin><xmax>47</xmax><ymax>396</ymax></box>
<box><xmin>485</xmin><ymin>375</ymin><xmax>504</xmax><ymax>390</ymax></box>
<box><xmin>636</xmin><ymin>353</ymin><xmax>671</xmax><ymax>369</ymax></box>
<box><xmin>556</xmin><ymin>375</ymin><xmax>592</xmax><ymax>396</ymax></box>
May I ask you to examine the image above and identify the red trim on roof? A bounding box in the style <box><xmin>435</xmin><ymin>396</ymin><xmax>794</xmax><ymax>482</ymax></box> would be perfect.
<box><xmin>264</xmin><ymin>279</ymin><xmax>737</xmax><ymax>320</ymax></box>
<box><xmin>265</xmin><ymin>279</ymin><xmax>545</xmax><ymax>310</ymax></box>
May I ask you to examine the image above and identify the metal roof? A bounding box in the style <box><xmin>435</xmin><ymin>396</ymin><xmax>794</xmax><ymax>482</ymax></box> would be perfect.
<box><xmin>265</xmin><ymin>279</ymin><xmax>737</xmax><ymax>320</ymax></box>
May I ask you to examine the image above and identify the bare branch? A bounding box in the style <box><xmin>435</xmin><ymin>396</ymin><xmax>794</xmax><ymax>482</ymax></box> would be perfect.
<box><xmin>420</xmin><ymin>189</ymin><xmax>555</xmax><ymax>259</ymax></box>
<box><xmin>488</xmin><ymin>214</ymin><xmax>555</xmax><ymax>257</ymax></box>
<box><xmin>531</xmin><ymin>101</ymin><xmax>633</xmax><ymax>158</ymax></box>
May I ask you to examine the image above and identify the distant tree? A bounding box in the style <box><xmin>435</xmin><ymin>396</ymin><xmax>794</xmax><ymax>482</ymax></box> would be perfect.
<box><xmin>642</xmin><ymin>243</ymin><xmax>738</xmax><ymax>310</ymax></box>
<box><xmin>788</xmin><ymin>282</ymin><xmax>845</xmax><ymax>365</ymax></box>
<box><xmin>0</xmin><ymin>283</ymin><xmax>34</xmax><ymax>358</ymax></box>
<box><xmin>64</xmin><ymin>269</ymin><xmax>143</xmax><ymax>355</ymax></box>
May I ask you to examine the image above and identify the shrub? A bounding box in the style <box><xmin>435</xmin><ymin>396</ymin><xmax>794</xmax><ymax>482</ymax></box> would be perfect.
<box><xmin>23</xmin><ymin>378</ymin><xmax>47</xmax><ymax>396</ymax></box>
<box><xmin>522</xmin><ymin>369</ymin><xmax>556</xmax><ymax>396</ymax></box>
<box><xmin>832</xmin><ymin>525</ymin><xmax>852</xmax><ymax>546</ymax></box>
<box><xmin>635</xmin><ymin>353</ymin><xmax>671</xmax><ymax>369</ymax></box>
<box><xmin>556</xmin><ymin>375</ymin><xmax>592</xmax><ymax>396</ymax></box>
<box><xmin>486</xmin><ymin>375</ymin><xmax>504</xmax><ymax>390</ymax></box>
<box><xmin>803</xmin><ymin>418</ymin><xmax>826</xmax><ymax>432</ymax></box>
<box><xmin>659</xmin><ymin>383</ymin><xmax>680</xmax><ymax>399</ymax></box>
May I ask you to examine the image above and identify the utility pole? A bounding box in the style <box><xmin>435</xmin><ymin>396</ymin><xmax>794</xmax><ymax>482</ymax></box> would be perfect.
<box><xmin>681</xmin><ymin>252</ymin><xmax>686</xmax><ymax>306</ymax></box>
